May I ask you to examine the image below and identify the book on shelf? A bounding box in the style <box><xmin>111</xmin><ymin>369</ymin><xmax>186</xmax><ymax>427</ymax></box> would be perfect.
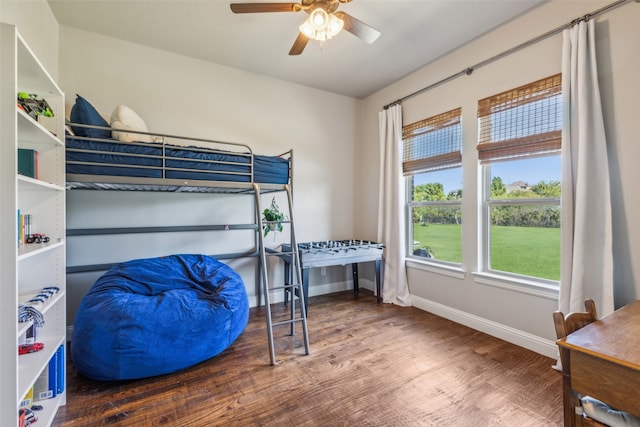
<box><xmin>17</xmin><ymin>148</ymin><xmax>38</xmax><ymax>179</ymax></box>
<box><xmin>33</xmin><ymin>345</ymin><xmax>65</xmax><ymax>401</ymax></box>
<box><xmin>33</xmin><ymin>354</ymin><xmax>56</xmax><ymax>401</ymax></box>
<box><xmin>56</xmin><ymin>344</ymin><xmax>65</xmax><ymax>394</ymax></box>
<box><xmin>17</xmin><ymin>212</ymin><xmax>32</xmax><ymax>247</ymax></box>
<box><xmin>20</xmin><ymin>387</ymin><xmax>33</xmax><ymax>408</ymax></box>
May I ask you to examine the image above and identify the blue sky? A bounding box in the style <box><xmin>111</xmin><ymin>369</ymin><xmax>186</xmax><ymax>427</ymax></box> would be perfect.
<box><xmin>414</xmin><ymin>156</ymin><xmax>561</xmax><ymax>194</ymax></box>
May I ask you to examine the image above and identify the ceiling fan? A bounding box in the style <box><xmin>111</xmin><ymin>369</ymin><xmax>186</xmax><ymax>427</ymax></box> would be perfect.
<box><xmin>230</xmin><ymin>0</ymin><xmax>381</xmax><ymax>55</ymax></box>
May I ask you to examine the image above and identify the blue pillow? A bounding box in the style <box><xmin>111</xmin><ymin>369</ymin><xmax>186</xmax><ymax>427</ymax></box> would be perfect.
<box><xmin>70</xmin><ymin>94</ymin><xmax>111</xmax><ymax>139</ymax></box>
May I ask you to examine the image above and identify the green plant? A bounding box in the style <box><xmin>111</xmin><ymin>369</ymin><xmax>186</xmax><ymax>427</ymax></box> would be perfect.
<box><xmin>262</xmin><ymin>197</ymin><xmax>287</xmax><ymax>237</ymax></box>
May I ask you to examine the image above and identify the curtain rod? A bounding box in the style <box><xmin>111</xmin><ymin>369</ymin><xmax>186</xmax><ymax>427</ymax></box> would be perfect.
<box><xmin>382</xmin><ymin>0</ymin><xmax>635</xmax><ymax>110</ymax></box>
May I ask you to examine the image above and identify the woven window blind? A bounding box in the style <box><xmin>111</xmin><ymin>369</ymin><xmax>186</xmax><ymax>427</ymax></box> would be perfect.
<box><xmin>402</xmin><ymin>107</ymin><xmax>462</xmax><ymax>175</ymax></box>
<box><xmin>477</xmin><ymin>74</ymin><xmax>562</xmax><ymax>164</ymax></box>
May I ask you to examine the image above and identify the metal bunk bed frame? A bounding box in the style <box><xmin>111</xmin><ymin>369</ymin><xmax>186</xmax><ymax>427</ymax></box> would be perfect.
<box><xmin>65</xmin><ymin>124</ymin><xmax>309</xmax><ymax>365</ymax></box>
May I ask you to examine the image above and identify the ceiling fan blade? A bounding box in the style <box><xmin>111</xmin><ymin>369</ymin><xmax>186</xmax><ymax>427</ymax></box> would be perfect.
<box><xmin>230</xmin><ymin>3</ymin><xmax>301</xmax><ymax>13</ymax></box>
<box><xmin>289</xmin><ymin>32</ymin><xmax>310</xmax><ymax>55</ymax></box>
<box><xmin>335</xmin><ymin>11</ymin><xmax>380</xmax><ymax>44</ymax></box>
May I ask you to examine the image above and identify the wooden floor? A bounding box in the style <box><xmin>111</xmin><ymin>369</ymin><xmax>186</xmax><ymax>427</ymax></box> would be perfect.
<box><xmin>53</xmin><ymin>290</ymin><xmax>563</xmax><ymax>426</ymax></box>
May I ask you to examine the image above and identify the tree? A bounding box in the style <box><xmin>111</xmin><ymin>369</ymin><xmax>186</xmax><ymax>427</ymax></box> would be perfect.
<box><xmin>489</xmin><ymin>178</ymin><xmax>560</xmax><ymax>228</ymax></box>
<box><xmin>531</xmin><ymin>180</ymin><xmax>561</xmax><ymax>197</ymax></box>
<box><xmin>414</xmin><ymin>183</ymin><xmax>445</xmax><ymax>201</ymax></box>
<box><xmin>447</xmin><ymin>189</ymin><xmax>462</xmax><ymax>200</ymax></box>
<box><xmin>491</xmin><ymin>176</ymin><xmax>506</xmax><ymax>198</ymax></box>
<box><xmin>413</xmin><ymin>183</ymin><xmax>447</xmax><ymax>225</ymax></box>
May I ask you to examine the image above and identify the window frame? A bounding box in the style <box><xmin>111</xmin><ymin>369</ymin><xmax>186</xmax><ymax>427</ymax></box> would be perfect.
<box><xmin>407</xmin><ymin>181</ymin><xmax>463</xmax><ymax>266</ymax></box>
<box><xmin>402</xmin><ymin>107</ymin><xmax>463</xmax><ymax>267</ymax></box>
<box><xmin>476</xmin><ymin>74</ymin><xmax>562</xmax><ymax>289</ymax></box>
<box><xmin>479</xmin><ymin>164</ymin><xmax>560</xmax><ymax>285</ymax></box>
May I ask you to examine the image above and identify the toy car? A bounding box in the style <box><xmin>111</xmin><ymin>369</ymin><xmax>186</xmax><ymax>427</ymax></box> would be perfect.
<box><xmin>18</xmin><ymin>342</ymin><xmax>44</xmax><ymax>355</ymax></box>
<box><xmin>19</xmin><ymin>407</ymin><xmax>38</xmax><ymax>426</ymax></box>
<box><xmin>26</xmin><ymin>233</ymin><xmax>50</xmax><ymax>244</ymax></box>
<box><xmin>17</xmin><ymin>92</ymin><xmax>54</xmax><ymax>120</ymax></box>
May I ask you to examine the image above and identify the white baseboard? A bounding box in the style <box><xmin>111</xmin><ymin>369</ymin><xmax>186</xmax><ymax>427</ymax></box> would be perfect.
<box><xmin>411</xmin><ymin>295</ymin><xmax>558</xmax><ymax>359</ymax></box>
<box><xmin>308</xmin><ymin>279</ymin><xmax>368</xmax><ymax>298</ymax></box>
<box><xmin>248</xmin><ymin>279</ymin><xmax>365</xmax><ymax>307</ymax></box>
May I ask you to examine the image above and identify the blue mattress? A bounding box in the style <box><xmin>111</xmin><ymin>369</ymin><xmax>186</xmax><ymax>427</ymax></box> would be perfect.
<box><xmin>66</xmin><ymin>137</ymin><xmax>289</xmax><ymax>184</ymax></box>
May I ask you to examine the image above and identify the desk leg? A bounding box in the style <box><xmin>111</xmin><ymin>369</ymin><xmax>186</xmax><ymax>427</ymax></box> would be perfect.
<box><xmin>352</xmin><ymin>263</ymin><xmax>359</xmax><ymax>295</ymax></box>
<box><xmin>560</xmin><ymin>348</ymin><xmax>577</xmax><ymax>427</ymax></box>
<box><xmin>375</xmin><ymin>259</ymin><xmax>382</xmax><ymax>303</ymax></box>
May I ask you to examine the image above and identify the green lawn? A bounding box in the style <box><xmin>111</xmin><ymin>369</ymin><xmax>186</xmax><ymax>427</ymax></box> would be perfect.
<box><xmin>413</xmin><ymin>223</ymin><xmax>462</xmax><ymax>263</ymax></box>
<box><xmin>413</xmin><ymin>223</ymin><xmax>560</xmax><ymax>280</ymax></box>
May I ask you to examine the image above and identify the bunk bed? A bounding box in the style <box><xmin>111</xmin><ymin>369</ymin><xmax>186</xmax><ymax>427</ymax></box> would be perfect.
<box><xmin>65</xmin><ymin>97</ymin><xmax>309</xmax><ymax>367</ymax></box>
<box><xmin>65</xmin><ymin>127</ymin><xmax>292</xmax><ymax>192</ymax></box>
<box><xmin>65</xmin><ymin>96</ymin><xmax>291</xmax><ymax>193</ymax></box>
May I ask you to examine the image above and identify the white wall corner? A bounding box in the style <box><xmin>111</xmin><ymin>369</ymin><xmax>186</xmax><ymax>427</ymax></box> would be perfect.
<box><xmin>411</xmin><ymin>295</ymin><xmax>558</xmax><ymax>359</ymax></box>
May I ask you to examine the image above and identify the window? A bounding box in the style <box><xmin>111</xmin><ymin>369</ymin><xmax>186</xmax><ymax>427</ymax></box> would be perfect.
<box><xmin>478</xmin><ymin>74</ymin><xmax>562</xmax><ymax>282</ymax></box>
<box><xmin>404</xmin><ymin>108</ymin><xmax>462</xmax><ymax>264</ymax></box>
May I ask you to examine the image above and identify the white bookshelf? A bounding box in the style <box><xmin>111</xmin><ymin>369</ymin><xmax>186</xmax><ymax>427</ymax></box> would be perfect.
<box><xmin>1</xmin><ymin>23</ymin><xmax>66</xmax><ymax>426</ymax></box>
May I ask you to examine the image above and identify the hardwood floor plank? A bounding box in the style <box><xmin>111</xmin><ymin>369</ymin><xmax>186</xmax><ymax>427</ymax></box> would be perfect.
<box><xmin>53</xmin><ymin>291</ymin><xmax>562</xmax><ymax>426</ymax></box>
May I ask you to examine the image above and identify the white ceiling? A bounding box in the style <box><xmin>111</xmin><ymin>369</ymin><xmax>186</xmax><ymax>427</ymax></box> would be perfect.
<box><xmin>48</xmin><ymin>0</ymin><xmax>545</xmax><ymax>99</ymax></box>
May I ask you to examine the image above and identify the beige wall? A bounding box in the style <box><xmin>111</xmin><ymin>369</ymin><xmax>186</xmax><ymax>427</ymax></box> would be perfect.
<box><xmin>356</xmin><ymin>0</ymin><xmax>640</xmax><ymax>356</ymax></box>
<box><xmin>58</xmin><ymin>26</ymin><xmax>362</xmax><ymax>322</ymax></box>
<box><xmin>0</xmin><ymin>0</ymin><xmax>59</xmax><ymax>80</ymax></box>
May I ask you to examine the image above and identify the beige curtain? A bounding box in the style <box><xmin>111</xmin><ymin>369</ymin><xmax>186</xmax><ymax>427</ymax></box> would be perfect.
<box><xmin>560</xmin><ymin>19</ymin><xmax>614</xmax><ymax>317</ymax></box>
<box><xmin>378</xmin><ymin>105</ymin><xmax>411</xmax><ymax>306</ymax></box>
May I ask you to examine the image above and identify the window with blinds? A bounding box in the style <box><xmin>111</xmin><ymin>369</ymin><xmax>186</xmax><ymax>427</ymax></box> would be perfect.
<box><xmin>403</xmin><ymin>107</ymin><xmax>462</xmax><ymax>175</ymax></box>
<box><xmin>477</xmin><ymin>74</ymin><xmax>562</xmax><ymax>164</ymax></box>
<box><xmin>478</xmin><ymin>74</ymin><xmax>562</xmax><ymax>283</ymax></box>
<box><xmin>404</xmin><ymin>107</ymin><xmax>463</xmax><ymax>265</ymax></box>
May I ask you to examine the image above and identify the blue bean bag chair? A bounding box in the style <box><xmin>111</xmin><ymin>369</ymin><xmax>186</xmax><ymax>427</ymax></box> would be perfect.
<box><xmin>71</xmin><ymin>254</ymin><xmax>249</xmax><ymax>381</ymax></box>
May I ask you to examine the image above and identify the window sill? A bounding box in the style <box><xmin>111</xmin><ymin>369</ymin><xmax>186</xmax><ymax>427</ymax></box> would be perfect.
<box><xmin>405</xmin><ymin>259</ymin><xmax>466</xmax><ymax>280</ymax></box>
<box><xmin>472</xmin><ymin>271</ymin><xmax>559</xmax><ymax>300</ymax></box>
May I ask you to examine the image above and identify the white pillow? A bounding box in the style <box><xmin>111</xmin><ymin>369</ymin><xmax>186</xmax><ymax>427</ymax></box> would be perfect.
<box><xmin>110</xmin><ymin>105</ymin><xmax>159</xmax><ymax>143</ymax></box>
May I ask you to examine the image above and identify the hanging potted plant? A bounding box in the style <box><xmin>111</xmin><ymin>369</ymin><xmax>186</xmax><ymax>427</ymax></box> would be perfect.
<box><xmin>262</xmin><ymin>196</ymin><xmax>287</xmax><ymax>238</ymax></box>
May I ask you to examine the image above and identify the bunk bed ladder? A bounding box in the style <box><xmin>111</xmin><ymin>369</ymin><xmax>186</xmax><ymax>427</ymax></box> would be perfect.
<box><xmin>254</xmin><ymin>183</ymin><xmax>310</xmax><ymax>365</ymax></box>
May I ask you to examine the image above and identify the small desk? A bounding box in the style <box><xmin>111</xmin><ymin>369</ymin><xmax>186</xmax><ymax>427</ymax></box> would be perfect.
<box><xmin>281</xmin><ymin>240</ymin><xmax>384</xmax><ymax>313</ymax></box>
<box><xmin>556</xmin><ymin>300</ymin><xmax>640</xmax><ymax>426</ymax></box>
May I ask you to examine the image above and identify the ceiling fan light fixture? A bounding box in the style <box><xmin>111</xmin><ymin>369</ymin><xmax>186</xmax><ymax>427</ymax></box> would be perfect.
<box><xmin>231</xmin><ymin>1</ymin><xmax>381</xmax><ymax>56</ymax></box>
<box><xmin>299</xmin><ymin>20</ymin><xmax>316</xmax><ymax>38</ymax></box>
<box><xmin>327</xmin><ymin>13</ymin><xmax>344</xmax><ymax>37</ymax></box>
<box><xmin>310</xmin><ymin>7</ymin><xmax>328</xmax><ymax>27</ymax></box>
<box><xmin>299</xmin><ymin>7</ymin><xmax>344</xmax><ymax>42</ymax></box>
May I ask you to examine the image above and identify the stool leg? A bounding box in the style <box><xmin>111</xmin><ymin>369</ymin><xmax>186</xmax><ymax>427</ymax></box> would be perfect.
<box><xmin>283</xmin><ymin>259</ymin><xmax>291</xmax><ymax>306</ymax></box>
<box><xmin>302</xmin><ymin>268</ymin><xmax>309</xmax><ymax>317</ymax></box>
<box><xmin>375</xmin><ymin>259</ymin><xmax>382</xmax><ymax>303</ymax></box>
<box><xmin>352</xmin><ymin>263</ymin><xmax>359</xmax><ymax>295</ymax></box>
